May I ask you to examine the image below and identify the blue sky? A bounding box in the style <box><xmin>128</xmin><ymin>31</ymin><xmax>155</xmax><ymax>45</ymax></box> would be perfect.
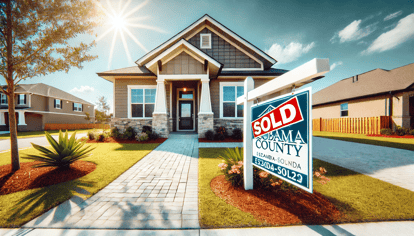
<box><xmin>17</xmin><ymin>0</ymin><xmax>414</xmax><ymax>113</ymax></box>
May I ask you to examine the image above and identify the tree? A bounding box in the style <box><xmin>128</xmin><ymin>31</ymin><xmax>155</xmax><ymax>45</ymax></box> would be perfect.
<box><xmin>0</xmin><ymin>0</ymin><xmax>101</xmax><ymax>171</ymax></box>
<box><xmin>84</xmin><ymin>112</ymin><xmax>90</xmax><ymax>121</ymax></box>
<box><xmin>96</xmin><ymin>96</ymin><xmax>110</xmax><ymax>116</ymax></box>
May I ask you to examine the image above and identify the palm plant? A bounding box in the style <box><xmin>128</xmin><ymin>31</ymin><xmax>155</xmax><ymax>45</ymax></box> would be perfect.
<box><xmin>23</xmin><ymin>130</ymin><xmax>95</xmax><ymax>169</ymax></box>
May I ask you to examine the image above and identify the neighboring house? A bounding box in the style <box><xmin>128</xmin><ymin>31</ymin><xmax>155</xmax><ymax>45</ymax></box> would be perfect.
<box><xmin>97</xmin><ymin>14</ymin><xmax>298</xmax><ymax>138</ymax></box>
<box><xmin>0</xmin><ymin>83</ymin><xmax>95</xmax><ymax>131</ymax></box>
<box><xmin>313</xmin><ymin>63</ymin><xmax>414</xmax><ymax>129</ymax></box>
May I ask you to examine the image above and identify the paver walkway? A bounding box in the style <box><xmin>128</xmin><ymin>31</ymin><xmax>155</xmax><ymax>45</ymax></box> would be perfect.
<box><xmin>199</xmin><ymin>142</ymin><xmax>243</xmax><ymax>148</ymax></box>
<box><xmin>23</xmin><ymin>133</ymin><xmax>200</xmax><ymax>229</ymax></box>
<box><xmin>313</xmin><ymin>137</ymin><xmax>414</xmax><ymax>192</ymax></box>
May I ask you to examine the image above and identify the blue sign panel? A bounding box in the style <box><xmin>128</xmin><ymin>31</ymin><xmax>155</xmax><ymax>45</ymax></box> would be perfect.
<box><xmin>251</xmin><ymin>88</ymin><xmax>312</xmax><ymax>193</ymax></box>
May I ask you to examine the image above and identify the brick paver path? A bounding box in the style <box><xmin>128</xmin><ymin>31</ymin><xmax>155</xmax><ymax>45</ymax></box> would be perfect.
<box><xmin>23</xmin><ymin>133</ymin><xmax>200</xmax><ymax>229</ymax></box>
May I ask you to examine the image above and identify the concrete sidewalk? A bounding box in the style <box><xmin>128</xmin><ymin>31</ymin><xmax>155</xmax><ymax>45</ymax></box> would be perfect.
<box><xmin>21</xmin><ymin>133</ymin><xmax>200</xmax><ymax>230</ymax></box>
<box><xmin>3</xmin><ymin>221</ymin><xmax>414</xmax><ymax>235</ymax></box>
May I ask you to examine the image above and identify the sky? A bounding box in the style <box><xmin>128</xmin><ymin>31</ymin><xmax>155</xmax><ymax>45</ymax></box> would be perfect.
<box><xmin>15</xmin><ymin>0</ymin><xmax>414</xmax><ymax>113</ymax></box>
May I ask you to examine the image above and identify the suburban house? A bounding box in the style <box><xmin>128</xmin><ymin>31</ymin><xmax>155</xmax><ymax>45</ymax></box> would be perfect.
<box><xmin>313</xmin><ymin>62</ymin><xmax>414</xmax><ymax>129</ymax></box>
<box><xmin>0</xmin><ymin>83</ymin><xmax>95</xmax><ymax>132</ymax></box>
<box><xmin>97</xmin><ymin>14</ymin><xmax>296</xmax><ymax>138</ymax></box>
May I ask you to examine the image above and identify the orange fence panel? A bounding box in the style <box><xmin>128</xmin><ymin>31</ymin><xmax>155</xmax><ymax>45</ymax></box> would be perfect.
<box><xmin>44</xmin><ymin>123</ymin><xmax>110</xmax><ymax>131</ymax></box>
<box><xmin>313</xmin><ymin>116</ymin><xmax>391</xmax><ymax>134</ymax></box>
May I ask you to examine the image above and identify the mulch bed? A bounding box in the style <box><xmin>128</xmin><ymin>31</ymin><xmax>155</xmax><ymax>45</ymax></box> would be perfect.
<box><xmin>86</xmin><ymin>137</ymin><xmax>167</xmax><ymax>144</ymax></box>
<box><xmin>211</xmin><ymin>175</ymin><xmax>344</xmax><ymax>225</ymax></box>
<box><xmin>199</xmin><ymin>138</ymin><xmax>243</xmax><ymax>143</ymax></box>
<box><xmin>366</xmin><ymin>134</ymin><xmax>414</xmax><ymax>139</ymax></box>
<box><xmin>0</xmin><ymin>161</ymin><xmax>96</xmax><ymax>195</ymax></box>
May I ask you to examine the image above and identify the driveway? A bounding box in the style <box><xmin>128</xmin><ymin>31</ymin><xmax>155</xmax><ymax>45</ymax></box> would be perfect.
<box><xmin>313</xmin><ymin>137</ymin><xmax>414</xmax><ymax>191</ymax></box>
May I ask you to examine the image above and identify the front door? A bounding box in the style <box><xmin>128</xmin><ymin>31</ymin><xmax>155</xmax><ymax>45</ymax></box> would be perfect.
<box><xmin>179</xmin><ymin>101</ymin><xmax>193</xmax><ymax>130</ymax></box>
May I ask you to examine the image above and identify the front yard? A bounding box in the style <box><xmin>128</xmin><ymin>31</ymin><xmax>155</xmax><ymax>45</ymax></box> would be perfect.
<box><xmin>0</xmin><ymin>129</ymin><xmax>100</xmax><ymax>140</ymax></box>
<box><xmin>0</xmin><ymin>143</ymin><xmax>159</xmax><ymax>227</ymax></box>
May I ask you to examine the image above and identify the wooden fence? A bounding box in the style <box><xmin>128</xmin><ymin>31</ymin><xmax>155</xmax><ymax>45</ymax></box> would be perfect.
<box><xmin>44</xmin><ymin>123</ymin><xmax>110</xmax><ymax>131</ymax></box>
<box><xmin>312</xmin><ymin>116</ymin><xmax>391</xmax><ymax>135</ymax></box>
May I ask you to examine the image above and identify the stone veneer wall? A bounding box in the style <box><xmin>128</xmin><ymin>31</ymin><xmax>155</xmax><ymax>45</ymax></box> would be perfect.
<box><xmin>213</xmin><ymin>118</ymin><xmax>243</xmax><ymax>136</ymax></box>
<box><xmin>110</xmin><ymin>118</ymin><xmax>152</xmax><ymax>134</ymax></box>
<box><xmin>152</xmin><ymin>113</ymin><xmax>169</xmax><ymax>138</ymax></box>
<box><xmin>198</xmin><ymin>113</ymin><xmax>214</xmax><ymax>138</ymax></box>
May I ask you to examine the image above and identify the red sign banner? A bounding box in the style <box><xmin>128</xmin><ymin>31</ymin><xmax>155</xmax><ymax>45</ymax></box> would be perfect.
<box><xmin>251</xmin><ymin>97</ymin><xmax>304</xmax><ymax>138</ymax></box>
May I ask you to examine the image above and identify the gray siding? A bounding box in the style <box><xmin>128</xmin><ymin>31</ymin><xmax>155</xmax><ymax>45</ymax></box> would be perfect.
<box><xmin>115</xmin><ymin>78</ymin><xmax>157</xmax><ymax>118</ymax></box>
<box><xmin>188</xmin><ymin>28</ymin><xmax>261</xmax><ymax>69</ymax></box>
<box><xmin>160</xmin><ymin>52</ymin><xmax>206</xmax><ymax>75</ymax></box>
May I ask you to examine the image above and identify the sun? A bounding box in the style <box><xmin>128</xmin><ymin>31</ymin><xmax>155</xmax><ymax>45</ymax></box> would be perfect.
<box><xmin>95</xmin><ymin>0</ymin><xmax>165</xmax><ymax>69</ymax></box>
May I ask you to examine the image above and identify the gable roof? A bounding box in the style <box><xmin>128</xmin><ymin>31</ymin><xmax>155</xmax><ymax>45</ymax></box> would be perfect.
<box><xmin>11</xmin><ymin>83</ymin><xmax>94</xmax><ymax>106</ymax></box>
<box><xmin>313</xmin><ymin>62</ymin><xmax>414</xmax><ymax>106</ymax></box>
<box><xmin>136</xmin><ymin>14</ymin><xmax>276</xmax><ymax>68</ymax></box>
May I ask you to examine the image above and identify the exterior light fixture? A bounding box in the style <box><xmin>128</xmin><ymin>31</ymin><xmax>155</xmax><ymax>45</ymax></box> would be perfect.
<box><xmin>184</xmin><ymin>88</ymin><xmax>187</xmax><ymax>92</ymax></box>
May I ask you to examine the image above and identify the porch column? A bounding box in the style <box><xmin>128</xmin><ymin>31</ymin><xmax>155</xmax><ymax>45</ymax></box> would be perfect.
<box><xmin>198</xmin><ymin>78</ymin><xmax>214</xmax><ymax>138</ymax></box>
<box><xmin>17</xmin><ymin>110</ymin><xmax>26</xmax><ymax>125</ymax></box>
<box><xmin>152</xmin><ymin>79</ymin><xmax>169</xmax><ymax>138</ymax></box>
<box><xmin>0</xmin><ymin>111</ymin><xmax>5</xmax><ymax>125</ymax></box>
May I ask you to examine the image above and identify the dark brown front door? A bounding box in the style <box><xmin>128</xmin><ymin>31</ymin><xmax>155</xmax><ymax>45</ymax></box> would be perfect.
<box><xmin>179</xmin><ymin>100</ymin><xmax>193</xmax><ymax>130</ymax></box>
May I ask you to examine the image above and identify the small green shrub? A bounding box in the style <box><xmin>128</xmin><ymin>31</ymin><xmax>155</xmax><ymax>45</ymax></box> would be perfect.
<box><xmin>23</xmin><ymin>130</ymin><xmax>95</xmax><ymax>169</ymax></box>
<box><xmin>96</xmin><ymin>133</ymin><xmax>105</xmax><ymax>142</ymax></box>
<box><xmin>205</xmin><ymin>130</ymin><xmax>214</xmax><ymax>140</ymax></box>
<box><xmin>231</xmin><ymin>128</ymin><xmax>243</xmax><ymax>140</ymax></box>
<box><xmin>380</xmin><ymin>128</ymin><xmax>393</xmax><ymax>135</ymax></box>
<box><xmin>110</xmin><ymin>127</ymin><xmax>121</xmax><ymax>139</ymax></box>
<box><xmin>148</xmin><ymin>132</ymin><xmax>159</xmax><ymax>140</ymax></box>
<box><xmin>137</xmin><ymin>132</ymin><xmax>149</xmax><ymax>141</ymax></box>
<box><xmin>214</xmin><ymin>132</ymin><xmax>226</xmax><ymax>141</ymax></box>
<box><xmin>87</xmin><ymin>130</ymin><xmax>96</xmax><ymax>140</ymax></box>
<box><xmin>410</xmin><ymin>129</ymin><xmax>414</xmax><ymax>136</ymax></box>
<box><xmin>122</xmin><ymin>127</ymin><xmax>136</xmax><ymax>140</ymax></box>
<box><xmin>142</xmin><ymin>126</ymin><xmax>152</xmax><ymax>133</ymax></box>
<box><xmin>396</xmin><ymin>126</ymin><xmax>409</xmax><ymax>136</ymax></box>
<box><xmin>215</xmin><ymin>126</ymin><xmax>227</xmax><ymax>137</ymax></box>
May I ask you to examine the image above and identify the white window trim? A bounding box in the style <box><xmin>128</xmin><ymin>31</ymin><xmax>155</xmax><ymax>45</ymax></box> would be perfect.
<box><xmin>127</xmin><ymin>85</ymin><xmax>157</xmax><ymax>119</ymax></box>
<box><xmin>219</xmin><ymin>82</ymin><xmax>244</xmax><ymax>119</ymax></box>
<box><xmin>340</xmin><ymin>102</ymin><xmax>348</xmax><ymax>117</ymax></box>
<box><xmin>200</xmin><ymin>33</ymin><xmax>212</xmax><ymax>49</ymax></box>
<box><xmin>55</xmin><ymin>99</ymin><xmax>62</xmax><ymax>109</ymax></box>
<box><xmin>1</xmin><ymin>94</ymin><xmax>7</xmax><ymax>105</ymax></box>
<box><xmin>73</xmin><ymin>102</ymin><xmax>83</xmax><ymax>112</ymax></box>
<box><xmin>17</xmin><ymin>94</ymin><xmax>27</xmax><ymax>105</ymax></box>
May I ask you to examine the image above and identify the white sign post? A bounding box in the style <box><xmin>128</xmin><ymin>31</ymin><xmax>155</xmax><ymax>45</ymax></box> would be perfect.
<box><xmin>238</xmin><ymin>58</ymin><xmax>330</xmax><ymax>191</ymax></box>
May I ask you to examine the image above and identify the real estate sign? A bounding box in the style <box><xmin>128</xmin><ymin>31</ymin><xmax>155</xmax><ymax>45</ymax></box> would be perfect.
<box><xmin>251</xmin><ymin>88</ymin><xmax>313</xmax><ymax>193</ymax></box>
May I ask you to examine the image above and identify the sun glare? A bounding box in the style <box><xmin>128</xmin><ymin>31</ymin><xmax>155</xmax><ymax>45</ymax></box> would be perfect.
<box><xmin>95</xmin><ymin>0</ymin><xmax>165</xmax><ymax>69</ymax></box>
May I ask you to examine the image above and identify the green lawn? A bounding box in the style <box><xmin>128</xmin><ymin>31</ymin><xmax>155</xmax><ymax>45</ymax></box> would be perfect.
<box><xmin>0</xmin><ymin>129</ymin><xmax>100</xmax><ymax>140</ymax></box>
<box><xmin>313</xmin><ymin>131</ymin><xmax>414</xmax><ymax>151</ymax></box>
<box><xmin>0</xmin><ymin>142</ymin><xmax>158</xmax><ymax>227</ymax></box>
<box><xmin>199</xmin><ymin>148</ymin><xmax>414</xmax><ymax>227</ymax></box>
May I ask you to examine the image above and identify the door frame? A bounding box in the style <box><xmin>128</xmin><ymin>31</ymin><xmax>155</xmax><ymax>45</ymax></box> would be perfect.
<box><xmin>176</xmin><ymin>88</ymin><xmax>195</xmax><ymax>131</ymax></box>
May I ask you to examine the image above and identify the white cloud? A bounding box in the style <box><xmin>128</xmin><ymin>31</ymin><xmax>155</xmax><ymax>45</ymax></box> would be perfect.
<box><xmin>70</xmin><ymin>85</ymin><xmax>95</xmax><ymax>94</ymax></box>
<box><xmin>331</xmin><ymin>20</ymin><xmax>377</xmax><ymax>43</ymax></box>
<box><xmin>330</xmin><ymin>61</ymin><xmax>343</xmax><ymax>71</ymax></box>
<box><xmin>362</xmin><ymin>13</ymin><xmax>414</xmax><ymax>55</ymax></box>
<box><xmin>265</xmin><ymin>42</ymin><xmax>315</xmax><ymax>64</ymax></box>
<box><xmin>384</xmin><ymin>10</ymin><xmax>402</xmax><ymax>21</ymax></box>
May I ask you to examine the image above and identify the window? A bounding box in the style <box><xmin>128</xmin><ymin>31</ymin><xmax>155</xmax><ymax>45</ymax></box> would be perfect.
<box><xmin>220</xmin><ymin>82</ymin><xmax>244</xmax><ymax>118</ymax></box>
<box><xmin>340</xmin><ymin>103</ymin><xmax>348</xmax><ymax>117</ymax></box>
<box><xmin>54</xmin><ymin>99</ymin><xmax>62</xmax><ymax>109</ymax></box>
<box><xmin>1</xmin><ymin>94</ymin><xmax>7</xmax><ymax>105</ymax></box>
<box><xmin>128</xmin><ymin>86</ymin><xmax>156</xmax><ymax>118</ymax></box>
<box><xmin>73</xmin><ymin>102</ymin><xmax>82</xmax><ymax>112</ymax></box>
<box><xmin>17</xmin><ymin>94</ymin><xmax>26</xmax><ymax>105</ymax></box>
<box><xmin>200</xmin><ymin>33</ymin><xmax>211</xmax><ymax>49</ymax></box>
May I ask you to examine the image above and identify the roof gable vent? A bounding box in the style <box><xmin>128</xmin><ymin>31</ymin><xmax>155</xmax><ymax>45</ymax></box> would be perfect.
<box><xmin>352</xmin><ymin>75</ymin><xmax>358</xmax><ymax>83</ymax></box>
<box><xmin>200</xmin><ymin>33</ymin><xmax>211</xmax><ymax>49</ymax></box>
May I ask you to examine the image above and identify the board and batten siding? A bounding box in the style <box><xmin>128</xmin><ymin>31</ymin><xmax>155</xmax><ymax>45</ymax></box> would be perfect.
<box><xmin>114</xmin><ymin>78</ymin><xmax>157</xmax><ymax>118</ymax></box>
<box><xmin>160</xmin><ymin>52</ymin><xmax>206</xmax><ymax>75</ymax></box>
<box><xmin>188</xmin><ymin>28</ymin><xmax>261</xmax><ymax>69</ymax></box>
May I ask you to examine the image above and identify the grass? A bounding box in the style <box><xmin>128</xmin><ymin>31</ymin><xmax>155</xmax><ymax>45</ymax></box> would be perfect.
<box><xmin>313</xmin><ymin>131</ymin><xmax>414</xmax><ymax>151</ymax></box>
<box><xmin>0</xmin><ymin>129</ymin><xmax>101</xmax><ymax>140</ymax></box>
<box><xmin>199</xmin><ymin>148</ymin><xmax>414</xmax><ymax>227</ymax></box>
<box><xmin>0</xmin><ymin>142</ymin><xmax>159</xmax><ymax>227</ymax></box>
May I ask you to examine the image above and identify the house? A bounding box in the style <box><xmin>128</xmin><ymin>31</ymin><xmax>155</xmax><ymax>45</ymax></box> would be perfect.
<box><xmin>97</xmin><ymin>14</ymin><xmax>294</xmax><ymax>138</ymax></box>
<box><xmin>0</xmin><ymin>83</ymin><xmax>95</xmax><ymax>131</ymax></box>
<box><xmin>313</xmin><ymin>63</ymin><xmax>414</xmax><ymax>129</ymax></box>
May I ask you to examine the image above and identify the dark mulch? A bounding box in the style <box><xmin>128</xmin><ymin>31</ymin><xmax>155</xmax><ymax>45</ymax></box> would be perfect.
<box><xmin>199</xmin><ymin>138</ymin><xmax>243</xmax><ymax>143</ymax></box>
<box><xmin>211</xmin><ymin>175</ymin><xmax>344</xmax><ymax>225</ymax></box>
<box><xmin>86</xmin><ymin>137</ymin><xmax>167</xmax><ymax>144</ymax></box>
<box><xmin>0</xmin><ymin>161</ymin><xmax>96</xmax><ymax>195</ymax></box>
<box><xmin>366</xmin><ymin>134</ymin><xmax>414</xmax><ymax>139</ymax></box>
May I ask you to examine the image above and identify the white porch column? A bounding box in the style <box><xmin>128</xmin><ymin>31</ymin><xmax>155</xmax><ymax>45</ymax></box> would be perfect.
<box><xmin>199</xmin><ymin>78</ymin><xmax>213</xmax><ymax>114</ymax></box>
<box><xmin>153</xmin><ymin>79</ymin><xmax>167</xmax><ymax>114</ymax></box>
<box><xmin>17</xmin><ymin>110</ymin><xmax>26</xmax><ymax>125</ymax></box>
<box><xmin>0</xmin><ymin>111</ymin><xmax>5</xmax><ymax>125</ymax></box>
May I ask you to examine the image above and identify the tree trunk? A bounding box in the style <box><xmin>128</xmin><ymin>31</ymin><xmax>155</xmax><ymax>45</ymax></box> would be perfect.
<box><xmin>6</xmin><ymin>0</ymin><xmax>20</xmax><ymax>172</ymax></box>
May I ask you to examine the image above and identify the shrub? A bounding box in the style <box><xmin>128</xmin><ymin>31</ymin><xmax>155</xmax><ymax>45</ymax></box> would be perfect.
<box><xmin>148</xmin><ymin>132</ymin><xmax>159</xmax><ymax>140</ymax></box>
<box><xmin>205</xmin><ymin>130</ymin><xmax>214</xmax><ymax>140</ymax></box>
<box><xmin>410</xmin><ymin>129</ymin><xmax>414</xmax><ymax>136</ymax></box>
<box><xmin>137</xmin><ymin>132</ymin><xmax>149</xmax><ymax>141</ymax></box>
<box><xmin>23</xmin><ymin>130</ymin><xmax>95</xmax><ymax>169</ymax></box>
<box><xmin>142</xmin><ymin>126</ymin><xmax>152</xmax><ymax>134</ymax></box>
<box><xmin>218</xmin><ymin>148</ymin><xmax>244</xmax><ymax>187</ymax></box>
<box><xmin>214</xmin><ymin>132</ymin><xmax>226</xmax><ymax>141</ymax></box>
<box><xmin>396</xmin><ymin>126</ymin><xmax>409</xmax><ymax>136</ymax></box>
<box><xmin>380</xmin><ymin>128</ymin><xmax>392</xmax><ymax>135</ymax></box>
<box><xmin>122</xmin><ymin>127</ymin><xmax>136</xmax><ymax>140</ymax></box>
<box><xmin>87</xmin><ymin>130</ymin><xmax>96</xmax><ymax>140</ymax></box>
<box><xmin>95</xmin><ymin>133</ymin><xmax>105</xmax><ymax>142</ymax></box>
<box><xmin>215</xmin><ymin>126</ymin><xmax>227</xmax><ymax>137</ymax></box>
<box><xmin>231</xmin><ymin>128</ymin><xmax>243</xmax><ymax>140</ymax></box>
<box><xmin>110</xmin><ymin>127</ymin><xmax>121</xmax><ymax>139</ymax></box>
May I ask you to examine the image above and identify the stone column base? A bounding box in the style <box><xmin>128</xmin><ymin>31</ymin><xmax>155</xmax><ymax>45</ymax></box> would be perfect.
<box><xmin>198</xmin><ymin>113</ymin><xmax>214</xmax><ymax>138</ymax></box>
<box><xmin>152</xmin><ymin>113</ymin><xmax>169</xmax><ymax>138</ymax></box>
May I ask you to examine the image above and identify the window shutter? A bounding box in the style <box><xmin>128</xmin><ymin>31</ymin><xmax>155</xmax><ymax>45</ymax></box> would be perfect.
<box><xmin>54</xmin><ymin>99</ymin><xmax>56</xmax><ymax>108</ymax></box>
<box><xmin>61</xmin><ymin>100</ymin><xmax>63</xmax><ymax>109</ymax></box>
<box><xmin>81</xmin><ymin>104</ymin><xmax>83</xmax><ymax>111</ymax></box>
<box><xmin>24</xmin><ymin>95</ymin><xmax>26</xmax><ymax>105</ymax></box>
<box><xmin>73</xmin><ymin>103</ymin><xmax>75</xmax><ymax>111</ymax></box>
<box><xmin>17</xmin><ymin>95</ymin><xmax>20</xmax><ymax>105</ymax></box>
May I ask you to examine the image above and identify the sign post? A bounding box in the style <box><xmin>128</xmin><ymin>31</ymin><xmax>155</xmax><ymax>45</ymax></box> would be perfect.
<box><xmin>243</xmin><ymin>77</ymin><xmax>254</xmax><ymax>190</ymax></box>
